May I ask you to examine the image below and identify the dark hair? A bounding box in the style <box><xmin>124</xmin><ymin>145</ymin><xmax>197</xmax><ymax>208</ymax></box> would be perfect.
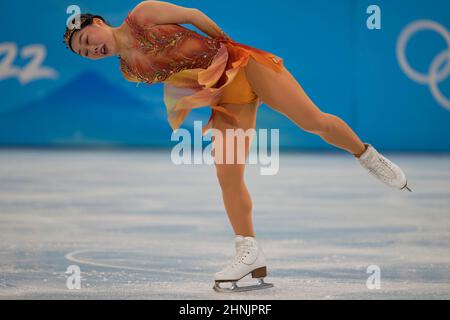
<box><xmin>63</xmin><ymin>13</ymin><xmax>110</xmax><ymax>52</ymax></box>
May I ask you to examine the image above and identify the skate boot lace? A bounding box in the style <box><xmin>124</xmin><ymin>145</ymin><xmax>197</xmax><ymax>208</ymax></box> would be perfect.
<box><xmin>363</xmin><ymin>153</ymin><xmax>397</xmax><ymax>183</ymax></box>
<box><xmin>224</xmin><ymin>245</ymin><xmax>253</xmax><ymax>271</ymax></box>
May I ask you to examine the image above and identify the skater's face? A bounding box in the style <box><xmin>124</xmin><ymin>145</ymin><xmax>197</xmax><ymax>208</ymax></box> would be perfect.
<box><xmin>70</xmin><ymin>18</ymin><xmax>116</xmax><ymax>60</ymax></box>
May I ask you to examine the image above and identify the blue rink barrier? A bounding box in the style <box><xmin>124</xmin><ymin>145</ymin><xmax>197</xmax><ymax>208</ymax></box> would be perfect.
<box><xmin>0</xmin><ymin>0</ymin><xmax>449</xmax><ymax>151</ymax></box>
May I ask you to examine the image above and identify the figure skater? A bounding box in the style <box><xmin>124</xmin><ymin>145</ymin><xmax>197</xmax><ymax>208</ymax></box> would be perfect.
<box><xmin>63</xmin><ymin>0</ymin><xmax>412</xmax><ymax>293</ymax></box>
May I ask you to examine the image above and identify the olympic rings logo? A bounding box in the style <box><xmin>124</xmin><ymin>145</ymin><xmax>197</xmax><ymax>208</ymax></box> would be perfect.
<box><xmin>397</xmin><ymin>20</ymin><xmax>450</xmax><ymax>110</ymax></box>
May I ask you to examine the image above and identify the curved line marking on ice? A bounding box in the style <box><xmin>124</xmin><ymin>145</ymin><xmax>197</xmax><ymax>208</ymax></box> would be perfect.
<box><xmin>65</xmin><ymin>249</ymin><xmax>205</xmax><ymax>276</ymax></box>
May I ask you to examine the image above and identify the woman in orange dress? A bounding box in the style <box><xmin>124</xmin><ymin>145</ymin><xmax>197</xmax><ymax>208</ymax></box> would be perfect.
<box><xmin>63</xmin><ymin>1</ymin><xmax>411</xmax><ymax>292</ymax></box>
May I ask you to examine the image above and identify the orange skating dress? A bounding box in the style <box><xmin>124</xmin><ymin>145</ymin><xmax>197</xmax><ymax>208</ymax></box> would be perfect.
<box><xmin>119</xmin><ymin>12</ymin><xmax>284</xmax><ymax>135</ymax></box>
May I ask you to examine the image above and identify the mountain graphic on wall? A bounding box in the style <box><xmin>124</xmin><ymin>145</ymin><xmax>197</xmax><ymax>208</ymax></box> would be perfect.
<box><xmin>0</xmin><ymin>70</ymin><xmax>314</xmax><ymax>148</ymax></box>
<box><xmin>0</xmin><ymin>71</ymin><xmax>176</xmax><ymax>147</ymax></box>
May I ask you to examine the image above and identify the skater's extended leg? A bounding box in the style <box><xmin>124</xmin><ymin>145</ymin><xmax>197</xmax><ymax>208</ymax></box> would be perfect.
<box><xmin>212</xmin><ymin>101</ymin><xmax>258</xmax><ymax>237</ymax></box>
<box><xmin>244</xmin><ymin>57</ymin><xmax>412</xmax><ymax>191</ymax></box>
<box><xmin>244</xmin><ymin>57</ymin><xmax>366</xmax><ymax>157</ymax></box>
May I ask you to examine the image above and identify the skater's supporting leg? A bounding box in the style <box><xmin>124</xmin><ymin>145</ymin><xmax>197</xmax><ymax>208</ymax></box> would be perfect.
<box><xmin>244</xmin><ymin>57</ymin><xmax>367</xmax><ymax>157</ymax></box>
<box><xmin>212</xmin><ymin>101</ymin><xmax>259</xmax><ymax>237</ymax></box>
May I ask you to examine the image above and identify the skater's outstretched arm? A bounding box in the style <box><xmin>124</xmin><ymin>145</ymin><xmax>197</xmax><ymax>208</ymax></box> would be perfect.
<box><xmin>130</xmin><ymin>1</ymin><xmax>233</xmax><ymax>40</ymax></box>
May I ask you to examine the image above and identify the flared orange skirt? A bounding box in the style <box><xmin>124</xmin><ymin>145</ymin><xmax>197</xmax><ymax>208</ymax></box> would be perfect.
<box><xmin>163</xmin><ymin>37</ymin><xmax>285</xmax><ymax>135</ymax></box>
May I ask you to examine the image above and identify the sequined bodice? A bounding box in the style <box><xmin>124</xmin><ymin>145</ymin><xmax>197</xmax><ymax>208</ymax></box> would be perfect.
<box><xmin>120</xmin><ymin>13</ymin><xmax>221</xmax><ymax>84</ymax></box>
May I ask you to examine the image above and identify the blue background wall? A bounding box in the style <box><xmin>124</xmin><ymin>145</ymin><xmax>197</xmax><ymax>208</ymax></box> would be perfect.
<box><xmin>0</xmin><ymin>0</ymin><xmax>449</xmax><ymax>150</ymax></box>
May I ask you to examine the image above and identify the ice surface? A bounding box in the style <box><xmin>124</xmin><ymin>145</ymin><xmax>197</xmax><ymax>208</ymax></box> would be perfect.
<box><xmin>0</xmin><ymin>149</ymin><xmax>449</xmax><ymax>299</ymax></box>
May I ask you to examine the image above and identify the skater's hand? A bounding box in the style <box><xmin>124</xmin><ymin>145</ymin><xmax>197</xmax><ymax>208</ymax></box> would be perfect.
<box><xmin>217</xmin><ymin>30</ymin><xmax>235</xmax><ymax>42</ymax></box>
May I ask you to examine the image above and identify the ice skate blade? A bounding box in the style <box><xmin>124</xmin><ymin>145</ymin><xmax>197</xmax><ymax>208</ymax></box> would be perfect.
<box><xmin>401</xmin><ymin>181</ymin><xmax>413</xmax><ymax>192</ymax></box>
<box><xmin>213</xmin><ymin>278</ymin><xmax>274</xmax><ymax>293</ymax></box>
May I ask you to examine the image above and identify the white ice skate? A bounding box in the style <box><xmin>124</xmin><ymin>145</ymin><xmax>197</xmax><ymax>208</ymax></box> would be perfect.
<box><xmin>213</xmin><ymin>235</ymin><xmax>274</xmax><ymax>293</ymax></box>
<box><xmin>355</xmin><ymin>143</ymin><xmax>412</xmax><ymax>192</ymax></box>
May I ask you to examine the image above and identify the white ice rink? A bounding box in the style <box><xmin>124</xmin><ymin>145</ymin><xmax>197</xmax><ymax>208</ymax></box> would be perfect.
<box><xmin>1</xmin><ymin>149</ymin><xmax>449</xmax><ymax>299</ymax></box>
